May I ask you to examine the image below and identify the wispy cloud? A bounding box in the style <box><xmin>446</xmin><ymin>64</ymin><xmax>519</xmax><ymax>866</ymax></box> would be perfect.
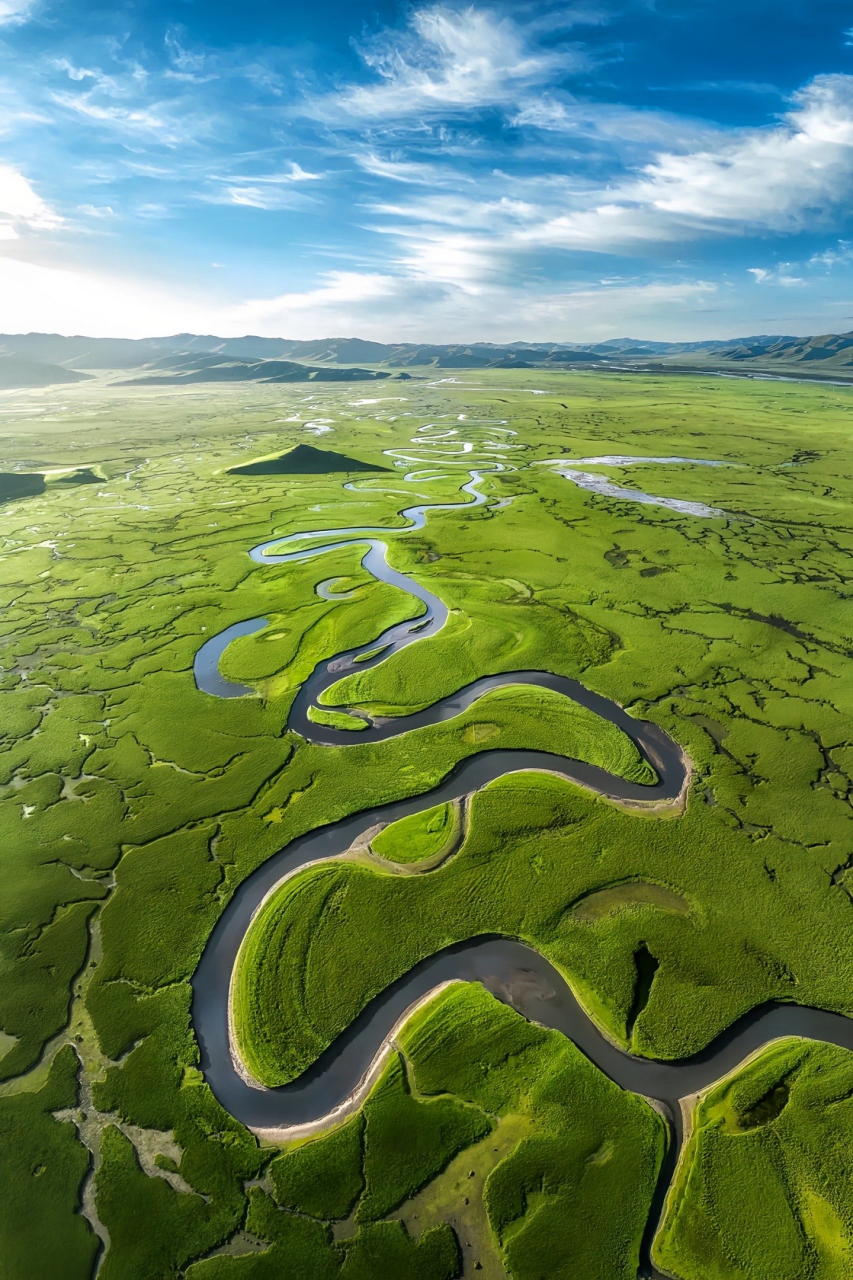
<box><xmin>219</xmin><ymin>265</ymin><xmax>718</xmax><ymax>342</ymax></box>
<box><xmin>211</xmin><ymin>185</ymin><xmax>310</xmax><ymax>210</ymax></box>
<box><xmin>305</xmin><ymin>4</ymin><xmax>587</xmax><ymax>122</ymax></box>
<box><xmin>355</xmin><ymin>153</ymin><xmax>454</xmax><ymax>185</ymax></box>
<box><xmin>77</xmin><ymin>203</ymin><xmax>115</xmax><ymax>218</ymax></box>
<box><xmin>53</xmin><ymin>58</ymin><xmax>118</xmax><ymax>93</ymax></box>
<box><xmin>656</xmin><ymin>80</ymin><xmax>781</xmax><ymax>98</ymax></box>
<box><xmin>51</xmin><ymin>88</ymin><xmax>217</xmax><ymax>147</ymax></box>
<box><xmin>164</xmin><ymin>28</ymin><xmax>208</xmax><ymax>77</ymax></box>
<box><xmin>220</xmin><ymin>162</ymin><xmax>324</xmax><ymax>185</ymax></box>
<box><xmin>748</xmin><ymin>266</ymin><xmax>804</xmax><ymax>287</ymax></box>
<box><xmin>354</xmin><ymin>72</ymin><xmax>853</xmax><ymax>279</ymax></box>
<box><xmin>203</xmin><ymin>162</ymin><xmax>325</xmax><ymax>210</ymax></box>
<box><xmin>809</xmin><ymin>240</ymin><xmax>853</xmax><ymax>269</ymax></box>
<box><xmin>46</xmin><ymin>41</ymin><xmax>231</xmax><ymax>149</ymax></box>
<box><xmin>509</xmin><ymin>98</ymin><xmax>717</xmax><ymax>151</ymax></box>
<box><xmin>0</xmin><ymin>0</ymin><xmax>35</xmax><ymax>27</ymax></box>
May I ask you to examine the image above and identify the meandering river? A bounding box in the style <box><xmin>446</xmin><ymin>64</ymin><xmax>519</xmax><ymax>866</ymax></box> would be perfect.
<box><xmin>190</xmin><ymin>432</ymin><xmax>853</xmax><ymax>1278</ymax></box>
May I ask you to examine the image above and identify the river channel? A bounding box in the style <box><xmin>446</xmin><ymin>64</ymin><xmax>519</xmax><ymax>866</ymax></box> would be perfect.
<box><xmin>190</xmin><ymin>435</ymin><xmax>853</xmax><ymax>1277</ymax></box>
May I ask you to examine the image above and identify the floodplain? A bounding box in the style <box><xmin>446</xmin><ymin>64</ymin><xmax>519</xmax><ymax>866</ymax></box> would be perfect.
<box><xmin>1</xmin><ymin>368</ymin><xmax>852</xmax><ymax>1279</ymax></box>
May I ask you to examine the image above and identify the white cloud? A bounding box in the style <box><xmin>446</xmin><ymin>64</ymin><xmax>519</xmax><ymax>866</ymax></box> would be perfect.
<box><xmin>216</xmin><ymin>185</ymin><xmax>310</xmax><ymax>210</ymax></box>
<box><xmin>215</xmin><ymin>268</ymin><xmax>721</xmax><ymax>343</ymax></box>
<box><xmin>306</xmin><ymin>4</ymin><xmax>582</xmax><ymax>121</ymax></box>
<box><xmin>0</xmin><ymin>258</ymin><xmax>399</xmax><ymax>339</ymax></box>
<box><xmin>284</xmin><ymin>162</ymin><xmax>323</xmax><ymax>183</ymax></box>
<box><xmin>503</xmin><ymin>279</ymin><xmax>719</xmax><ymax>334</ymax></box>
<box><xmin>809</xmin><ymin>240</ymin><xmax>853</xmax><ymax>269</ymax></box>
<box><xmin>0</xmin><ymin>0</ymin><xmax>35</xmax><ymax>25</ymax></box>
<box><xmin>215</xmin><ymin>162</ymin><xmax>324</xmax><ymax>187</ymax></box>
<box><xmin>355</xmin><ymin>73</ymin><xmax>853</xmax><ymax>270</ymax></box>
<box><xmin>202</xmin><ymin>161</ymin><xmax>324</xmax><ymax>210</ymax></box>
<box><xmin>748</xmin><ymin>266</ymin><xmax>804</xmax><ymax>287</ymax></box>
<box><xmin>356</xmin><ymin>153</ymin><xmax>453</xmax><ymax>185</ymax></box>
<box><xmin>78</xmin><ymin>203</ymin><xmax>115</xmax><ymax>219</ymax></box>
<box><xmin>134</xmin><ymin>202</ymin><xmax>174</xmax><ymax>219</ymax></box>
<box><xmin>53</xmin><ymin>59</ymin><xmax>118</xmax><ymax>94</ymax></box>
<box><xmin>54</xmin><ymin>59</ymin><xmax>97</xmax><ymax>83</ymax></box>
<box><xmin>0</xmin><ymin>163</ymin><xmax>60</xmax><ymax>230</ymax></box>
<box><xmin>515</xmin><ymin>74</ymin><xmax>853</xmax><ymax>252</ymax></box>
<box><xmin>50</xmin><ymin>63</ymin><xmax>219</xmax><ymax>148</ymax></box>
<box><xmin>510</xmin><ymin>97</ymin><xmax>718</xmax><ymax>152</ymax></box>
<box><xmin>164</xmin><ymin>27</ymin><xmax>209</xmax><ymax>79</ymax></box>
<box><xmin>625</xmin><ymin>75</ymin><xmax>853</xmax><ymax>230</ymax></box>
<box><xmin>0</xmin><ymin>250</ymin><xmax>787</xmax><ymax>343</ymax></box>
<box><xmin>52</xmin><ymin>92</ymin><xmax>173</xmax><ymax>139</ymax></box>
<box><xmin>684</xmin><ymin>80</ymin><xmax>781</xmax><ymax>97</ymax></box>
<box><xmin>370</xmin><ymin>191</ymin><xmax>537</xmax><ymax>232</ymax></box>
<box><xmin>227</xmin><ymin>270</ymin><xmax>399</xmax><ymax>329</ymax></box>
<box><xmin>395</xmin><ymin>227</ymin><xmax>501</xmax><ymax>290</ymax></box>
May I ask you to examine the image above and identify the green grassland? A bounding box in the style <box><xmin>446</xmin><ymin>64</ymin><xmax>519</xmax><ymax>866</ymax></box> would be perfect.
<box><xmin>187</xmin><ymin>983</ymin><xmax>664</xmax><ymax>1280</ymax></box>
<box><xmin>396</xmin><ymin>983</ymin><xmax>665</xmax><ymax>1280</ymax></box>
<box><xmin>371</xmin><ymin>800</ymin><xmax>461</xmax><ymax>865</ymax></box>
<box><xmin>654</xmin><ymin>1038</ymin><xmax>853</xmax><ymax>1279</ymax></box>
<box><xmin>0</xmin><ymin>1045</ymin><xmax>98</xmax><ymax>1280</ymax></box>
<box><xmin>0</xmin><ymin>371</ymin><xmax>851</xmax><ymax>1276</ymax></box>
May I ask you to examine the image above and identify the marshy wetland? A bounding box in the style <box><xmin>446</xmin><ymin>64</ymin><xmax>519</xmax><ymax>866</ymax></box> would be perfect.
<box><xmin>1</xmin><ymin>370</ymin><xmax>853</xmax><ymax>1279</ymax></box>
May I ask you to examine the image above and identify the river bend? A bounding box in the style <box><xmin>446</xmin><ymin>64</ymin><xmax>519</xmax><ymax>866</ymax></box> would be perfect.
<box><xmin>190</xmin><ymin>443</ymin><xmax>853</xmax><ymax>1278</ymax></box>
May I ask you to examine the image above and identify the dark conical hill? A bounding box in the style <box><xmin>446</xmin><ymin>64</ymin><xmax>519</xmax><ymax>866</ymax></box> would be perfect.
<box><xmin>0</xmin><ymin>473</ymin><xmax>45</xmax><ymax>503</ymax></box>
<box><xmin>227</xmin><ymin>444</ymin><xmax>390</xmax><ymax>476</ymax></box>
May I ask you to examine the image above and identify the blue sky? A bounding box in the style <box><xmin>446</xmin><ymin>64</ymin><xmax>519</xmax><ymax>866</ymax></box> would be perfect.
<box><xmin>1</xmin><ymin>0</ymin><xmax>853</xmax><ymax>340</ymax></box>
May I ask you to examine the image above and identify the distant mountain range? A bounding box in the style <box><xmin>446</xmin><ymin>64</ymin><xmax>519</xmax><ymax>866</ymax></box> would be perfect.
<box><xmin>2</xmin><ymin>329</ymin><xmax>853</xmax><ymax>388</ymax></box>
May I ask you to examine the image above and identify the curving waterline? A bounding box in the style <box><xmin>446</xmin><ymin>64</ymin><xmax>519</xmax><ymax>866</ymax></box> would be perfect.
<box><xmin>537</xmin><ymin>456</ymin><xmax>728</xmax><ymax>519</ymax></box>
<box><xmin>190</xmin><ymin>439</ymin><xmax>853</xmax><ymax>1277</ymax></box>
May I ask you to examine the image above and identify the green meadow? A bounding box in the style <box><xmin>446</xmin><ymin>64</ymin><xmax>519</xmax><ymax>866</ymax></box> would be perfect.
<box><xmin>0</xmin><ymin>370</ymin><xmax>851</xmax><ymax>1277</ymax></box>
<box><xmin>654</xmin><ymin>1038</ymin><xmax>853</xmax><ymax>1279</ymax></box>
<box><xmin>371</xmin><ymin>800</ymin><xmax>461</xmax><ymax>866</ymax></box>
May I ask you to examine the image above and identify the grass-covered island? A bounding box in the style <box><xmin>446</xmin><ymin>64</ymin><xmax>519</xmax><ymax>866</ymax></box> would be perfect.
<box><xmin>1</xmin><ymin>368</ymin><xmax>852</xmax><ymax>1279</ymax></box>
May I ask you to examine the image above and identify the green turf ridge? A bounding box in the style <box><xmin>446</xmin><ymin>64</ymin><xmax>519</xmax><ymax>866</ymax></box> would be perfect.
<box><xmin>307</xmin><ymin>705</ymin><xmax>369</xmax><ymax>732</ymax></box>
<box><xmin>0</xmin><ymin>371</ymin><xmax>852</xmax><ymax>1277</ymax></box>
<box><xmin>371</xmin><ymin>800</ymin><xmax>462</xmax><ymax>866</ymax></box>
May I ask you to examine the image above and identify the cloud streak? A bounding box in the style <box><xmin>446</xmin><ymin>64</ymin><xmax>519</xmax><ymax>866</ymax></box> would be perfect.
<box><xmin>306</xmin><ymin>4</ymin><xmax>587</xmax><ymax>121</ymax></box>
